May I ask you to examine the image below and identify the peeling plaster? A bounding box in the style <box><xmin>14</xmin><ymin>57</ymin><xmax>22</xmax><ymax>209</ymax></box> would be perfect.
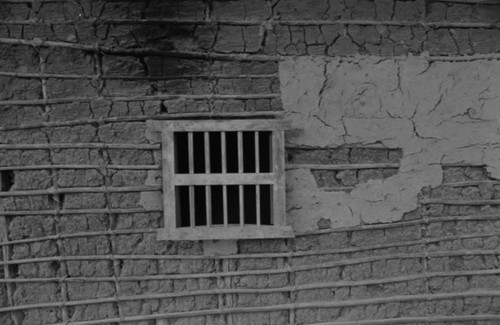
<box><xmin>281</xmin><ymin>55</ymin><xmax>500</xmax><ymax>231</ymax></box>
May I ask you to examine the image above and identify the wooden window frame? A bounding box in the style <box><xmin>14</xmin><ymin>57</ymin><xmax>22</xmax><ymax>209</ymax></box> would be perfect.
<box><xmin>151</xmin><ymin>119</ymin><xmax>294</xmax><ymax>241</ymax></box>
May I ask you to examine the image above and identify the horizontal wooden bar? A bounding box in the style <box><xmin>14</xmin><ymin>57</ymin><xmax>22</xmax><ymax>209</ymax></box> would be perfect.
<box><xmin>158</xmin><ymin>225</ymin><xmax>294</xmax><ymax>240</ymax></box>
<box><xmin>1</xmin><ymin>18</ymin><xmax>499</xmax><ymax>29</ymax></box>
<box><xmin>0</xmin><ymin>208</ymin><xmax>162</xmax><ymax>216</ymax></box>
<box><xmin>0</xmin><ymin>37</ymin><xmax>282</xmax><ymax>61</ymax></box>
<box><xmin>174</xmin><ymin>173</ymin><xmax>275</xmax><ymax>186</ymax></box>
<box><xmin>5</xmin><ymin>33</ymin><xmax>272</xmax><ymax>55</ymax></box>
<box><xmin>323</xmin><ymin>186</ymin><xmax>355</xmax><ymax>191</ymax></box>
<box><xmin>0</xmin><ymin>185</ymin><xmax>162</xmax><ymax>197</ymax></box>
<box><xmin>0</xmin><ymin>71</ymin><xmax>277</xmax><ymax>80</ymax></box>
<box><xmin>0</xmin><ymin>143</ymin><xmax>159</xmax><ymax>150</ymax></box>
<box><xmin>155</xmin><ymin>119</ymin><xmax>291</xmax><ymax>132</ymax></box>
<box><xmin>0</xmin><ymin>165</ymin><xmax>160</xmax><ymax>171</ymax></box>
<box><xmin>286</xmin><ymin>163</ymin><xmax>400</xmax><ymax>170</ymax></box>
<box><xmin>439</xmin><ymin>180</ymin><xmax>500</xmax><ymax>187</ymax></box>
<box><xmin>311</xmin><ymin>315</ymin><xmax>500</xmax><ymax>325</ymax></box>
<box><xmin>0</xmin><ymin>93</ymin><xmax>279</xmax><ymax>106</ymax></box>
<box><xmin>0</xmin><ymin>112</ymin><xmax>284</xmax><ymax>132</ymax></box>
<box><xmin>422</xmin><ymin>199</ymin><xmax>500</xmax><ymax>205</ymax></box>
<box><xmin>295</xmin><ymin>214</ymin><xmax>500</xmax><ymax>236</ymax></box>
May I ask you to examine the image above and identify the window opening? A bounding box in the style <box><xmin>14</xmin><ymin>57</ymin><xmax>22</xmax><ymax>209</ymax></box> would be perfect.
<box><xmin>154</xmin><ymin>119</ymin><xmax>294</xmax><ymax>240</ymax></box>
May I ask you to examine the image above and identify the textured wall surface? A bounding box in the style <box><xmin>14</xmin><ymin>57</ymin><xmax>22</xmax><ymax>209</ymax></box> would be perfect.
<box><xmin>2</xmin><ymin>0</ymin><xmax>500</xmax><ymax>324</ymax></box>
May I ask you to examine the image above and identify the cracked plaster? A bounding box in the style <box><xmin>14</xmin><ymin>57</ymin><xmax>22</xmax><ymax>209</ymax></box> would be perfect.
<box><xmin>281</xmin><ymin>55</ymin><xmax>500</xmax><ymax>231</ymax></box>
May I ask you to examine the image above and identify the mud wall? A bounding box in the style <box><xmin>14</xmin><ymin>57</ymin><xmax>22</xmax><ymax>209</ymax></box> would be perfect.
<box><xmin>1</xmin><ymin>0</ymin><xmax>500</xmax><ymax>324</ymax></box>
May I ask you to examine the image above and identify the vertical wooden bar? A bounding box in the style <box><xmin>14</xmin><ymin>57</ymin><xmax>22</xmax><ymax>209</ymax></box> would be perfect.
<box><xmin>255</xmin><ymin>132</ymin><xmax>260</xmax><ymax>173</ymax></box>
<box><xmin>204</xmin><ymin>132</ymin><xmax>210</xmax><ymax>174</ymax></box>
<box><xmin>188</xmin><ymin>131</ymin><xmax>194</xmax><ymax>174</ymax></box>
<box><xmin>256</xmin><ymin>185</ymin><xmax>261</xmax><ymax>226</ymax></box>
<box><xmin>223</xmin><ymin>185</ymin><xmax>228</xmax><ymax>227</ymax></box>
<box><xmin>206</xmin><ymin>186</ymin><xmax>212</xmax><ymax>227</ymax></box>
<box><xmin>272</xmin><ymin>130</ymin><xmax>286</xmax><ymax>226</ymax></box>
<box><xmin>221</xmin><ymin>131</ymin><xmax>228</xmax><ymax>226</ymax></box>
<box><xmin>239</xmin><ymin>185</ymin><xmax>244</xmax><ymax>226</ymax></box>
<box><xmin>237</xmin><ymin>131</ymin><xmax>243</xmax><ymax>173</ymax></box>
<box><xmin>204</xmin><ymin>132</ymin><xmax>211</xmax><ymax>227</ymax></box>
<box><xmin>189</xmin><ymin>185</ymin><xmax>195</xmax><ymax>227</ymax></box>
<box><xmin>162</xmin><ymin>127</ymin><xmax>177</xmax><ymax>229</ymax></box>
<box><xmin>238</xmin><ymin>132</ymin><xmax>244</xmax><ymax>226</ymax></box>
<box><xmin>221</xmin><ymin>131</ymin><xmax>227</xmax><ymax>173</ymax></box>
<box><xmin>223</xmin><ymin>259</ymin><xmax>234</xmax><ymax>325</ymax></box>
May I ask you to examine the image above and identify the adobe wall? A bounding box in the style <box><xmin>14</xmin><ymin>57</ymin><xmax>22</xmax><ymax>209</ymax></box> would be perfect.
<box><xmin>1</xmin><ymin>0</ymin><xmax>500</xmax><ymax>324</ymax></box>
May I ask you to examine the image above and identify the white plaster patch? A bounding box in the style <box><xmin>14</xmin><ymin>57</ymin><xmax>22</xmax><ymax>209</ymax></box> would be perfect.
<box><xmin>281</xmin><ymin>56</ymin><xmax>500</xmax><ymax>231</ymax></box>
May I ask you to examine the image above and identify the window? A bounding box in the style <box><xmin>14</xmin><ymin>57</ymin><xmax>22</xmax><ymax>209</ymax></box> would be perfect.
<box><xmin>152</xmin><ymin>119</ymin><xmax>294</xmax><ymax>240</ymax></box>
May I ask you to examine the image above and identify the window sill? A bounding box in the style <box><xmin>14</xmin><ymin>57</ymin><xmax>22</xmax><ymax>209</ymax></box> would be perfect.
<box><xmin>157</xmin><ymin>225</ymin><xmax>294</xmax><ymax>241</ymax></box>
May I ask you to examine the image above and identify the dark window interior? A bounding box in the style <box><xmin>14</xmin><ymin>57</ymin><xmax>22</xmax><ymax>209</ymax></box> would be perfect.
<box><xmin>174</xmin><ymin>130</ymin><xmax>274</xmax><ymax>227</ymax></box>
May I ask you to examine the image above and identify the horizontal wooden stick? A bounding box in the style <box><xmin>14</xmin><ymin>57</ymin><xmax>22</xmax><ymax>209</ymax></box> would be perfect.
<box><xmin>322</xmin><ymin>186</ymin><xmax>355</xmax><ymax>191</ymax></box>
<box><xmin>0</xmin><ymin>165</ymin><xmax>160</xmax><ymax>171</ymax></box>
<box><xmin>1</xmin><ymin>18</ymin><xmax>499</xmax><ymax>29</ymax></box>
<box><xmin>439</xmin><ymin>180</ymin><xmax>500</xmax><ymax>187</ymax></box>
<box><xmin>428</xmin><ymin>53</ymin><xmax>500</xmax><ymax>62</ymax></box>
<box><xmin>0</xmin><ymin>207</ymin><xmax>162</xmax><ymax>216</ymax></box>
<box><xmin>0</xmin><ymin>143</ymin><xmax>159</xmax><ymax>150</ymax></box>
<box><xmin>311</xmin><ymin>315</ymin><xmax>500</xmax><ymax>325</ymax></box>
<box><xmin>0</xmin><ymin>71</ymin><xmax>278</xmax><ymax>80</ymax></box>
<box><xmin>296</xmin><ymin>213</ymin><xmax>500</xmax><ymax>236</ymax></box>
<box><xmin>286</xmin><ymin>163</ymin><xmax>400</xmax><ymax>170</ymax></box>
<box><xmin>277</xmin><ymin>19</ymin><xmax>500</xmax><ymax>28</ymax></box>
<box><xmin>0</xmin><ymin>228</ymin><xmax>159</xmax><ymax>247</ymax></box>
<box><xmin>0</xmin><ymin>185</ymin><xmax>162</xmax><ymax>197</ymax></box>
<box><xmin>422</xmin><ymin>199</ymin><xmax>500</xmax><ymax>205</ymax></box>
<box><xmin>0</xmin><ymin>93</ymin><xmax>280</xmax><ymax>106</ymax></box>
<box><xmin>0</xmin><ymin>37</ymin><xmax>281</xmax><ymax>61</ymax></box>
<box><xmin>0</xmin><ymin>111</ymin><xmax>284</xmax><ymax>132</ymax></box>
